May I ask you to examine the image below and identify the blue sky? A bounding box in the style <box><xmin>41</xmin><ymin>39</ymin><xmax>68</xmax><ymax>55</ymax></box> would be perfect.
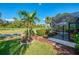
<box><xmin>1</xmin><ymin>3</ymin><xmax>79</xmax><ymax>24</ymax></box>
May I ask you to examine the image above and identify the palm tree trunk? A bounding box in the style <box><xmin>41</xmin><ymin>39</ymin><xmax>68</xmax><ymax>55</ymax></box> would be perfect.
<box><xmin>27</xmin><ymin>23</ymin><xmax>29</xmax><ymax>40</ymax></box>
<box><xmin>26</xmin><ymin>23</ymin><xmax>29</xmax><ymax>40</ymax></box>
<box><xmin>29</xmin><ymin>22</ymin><xmax>32</xmax><ymax>38</ymax></box>
<box><xmin>29</xmin><ymin>21</ymin><xmax>33</xmax><ymax>41</ymax></box>
<box><xmin>27</xmin><ymin>22</ymin><xmax>31</xmax><ymax>40</ymax></box>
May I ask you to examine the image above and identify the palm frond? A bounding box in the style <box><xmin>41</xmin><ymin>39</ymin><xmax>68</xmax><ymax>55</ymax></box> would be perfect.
<box><xmin>30</xmin><ymin>11</ymin><xmax>36</xmax><ymax>18</ymax></box>
<box><xmin>35</xmin><ymin>17</ymin><xmax>41</xmax><ymax>22</ymax></box>
<box><xmin>19</xmin><ymin>10</ymin><xmax>29</xmax><ymax>18</ymax></box>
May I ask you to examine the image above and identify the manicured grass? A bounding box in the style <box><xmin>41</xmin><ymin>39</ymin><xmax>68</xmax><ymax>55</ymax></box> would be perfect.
<box><xmin>25</xmin><ymin>40</ymin><xmax>57</xmax><ymax>55</ymax></box>
<box><xmin>0</xmin><ymin>28</ymin><xmax>27</xmax><ymax>34</ymax></box>
<box><xmin>0</xmin><ymin>39</ymin><xmax>57</xmax><ymax>55</ymax></box>
<box><xmin>0</xmin><ymin>28</ymin><xmax>48</xmax><ymax>34</ymax></box>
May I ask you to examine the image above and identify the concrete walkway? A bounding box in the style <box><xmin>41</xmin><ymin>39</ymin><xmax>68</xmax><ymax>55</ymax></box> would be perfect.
<box><xmin>48</xmin><ymin>38</ymin><xmax>76</xmax><ymax>48</ymax></box>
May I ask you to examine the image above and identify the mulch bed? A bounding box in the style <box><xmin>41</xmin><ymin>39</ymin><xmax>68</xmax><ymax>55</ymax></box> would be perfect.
<box><xmin>31</xmin><ymin>35</ymin><xmax>76</xmax><ymax>55</ymax></box>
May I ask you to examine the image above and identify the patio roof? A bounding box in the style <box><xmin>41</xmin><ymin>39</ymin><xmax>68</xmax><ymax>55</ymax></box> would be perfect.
<box><xmin>56</xmin><ymin>22</ymin><xmax>68</xmax><ymax>26</ymax></box>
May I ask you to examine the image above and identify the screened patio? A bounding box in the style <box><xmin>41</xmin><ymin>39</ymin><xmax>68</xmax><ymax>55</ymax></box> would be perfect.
<box><xmin>51</xmin><ymin>18</ymin><xmax>79</xmax><ymax>42</ymax></box>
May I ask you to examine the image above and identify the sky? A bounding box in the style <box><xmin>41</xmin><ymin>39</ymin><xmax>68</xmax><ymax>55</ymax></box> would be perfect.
<box><xmin>0</xmin><ymin>3</ymin><xmax>79</xmax><ymax>24</ymax></box>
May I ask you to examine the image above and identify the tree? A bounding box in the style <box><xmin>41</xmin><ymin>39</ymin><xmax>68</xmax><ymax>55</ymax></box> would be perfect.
<box><xmin>45</xmin><ymin>16</ymin><xmax>52</xmax><ymax>24</ymax></box>
<box><xmin>13</xmin><ymin>17</ymin><xmax>22</xmax><ymax>28</ymax></box>
<box><xmin>0</xmin><ymin>12</ymin><xmax>3</xmax><ymax>24</ymax></box>
<box><xmin>19</xmin><ymin>10</ymin><xmax>40</xmax><ymax>43</ymax></box>
<box><xmin>45</xmin><ymin>16</ymin><xmax>52</xmax><ymax>28</ymax></box>
<box><xmin>0</xmin><ymin>12</ymin><xmax>6</xmax><ymax>27</ymax></box>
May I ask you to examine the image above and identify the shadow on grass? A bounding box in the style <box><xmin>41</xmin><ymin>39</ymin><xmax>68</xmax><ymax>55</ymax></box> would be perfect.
<box><xmin>13</xmin><ymin>44</ymin><xmax>29</xmax><ymax>55</ymax></box>
<box><xmin>0</xmin><ymin>41</ymin><xmax>12</xmax><ymax>55</ymax></box>
<box><xmin>0</xmin><ymin>39</ymin><xmax>29</xmax><ymax>55</ymax></box>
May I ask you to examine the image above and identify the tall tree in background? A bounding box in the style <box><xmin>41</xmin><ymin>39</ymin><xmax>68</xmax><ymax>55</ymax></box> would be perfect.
<box><xmin>13</xmin><ymin>17</ymin><xmax>21</xmax><ymax>28</ymax></box>
<box><xmin>0</xmin><ymin>12</ymin><xmax>3</xmax><ymax>24</ymax></box>
<box><xmin>45</xmin><ymin>16</ymin><xmax>52</xmax><ymax>28</ymax></box>
<box><xmin>0</xmin><ymin>12</ymin><xmax>5</xmax><ymax>27</ymax></box>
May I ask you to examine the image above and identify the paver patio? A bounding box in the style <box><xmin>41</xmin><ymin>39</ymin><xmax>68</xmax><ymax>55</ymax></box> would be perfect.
<box><xmin>48</xmin><ymin>38</ymin><xmax>76</xmax><ymax>48</ymax></box>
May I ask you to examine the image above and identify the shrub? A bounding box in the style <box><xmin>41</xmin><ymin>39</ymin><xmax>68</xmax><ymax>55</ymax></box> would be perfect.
<box><xmin>75</xmin><ymin>44</ymin><xmax>79</xmax><ymax>52</ymax></box>
<box><xmin>36</xmin><ymin>29</ymin><xmax>46</xmax><ymax>36</ymax></box>
<box><xmin>74</xmin><ymin>33</ymin><xmax>79</xmax><ymax>52</ymax></box>
<box><xmin>74</xmin><ymin>33</ymin><xmax>79</xmax><ymax>44</ymax></box>
<box><xmin>45</xmin><ymin>29</ymin><xmax>51</xmax><ymax>34</ymax></box>
<box><xmin>47</xmin><ymin>30</ymin><xmax>57</xmax><ymax>37</ymax></box>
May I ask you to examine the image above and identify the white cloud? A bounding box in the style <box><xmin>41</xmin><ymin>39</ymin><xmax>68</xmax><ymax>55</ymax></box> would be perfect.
<box><xmin>5</xmin><ymin>19</ymin><xmax>14</xmax><ymax>21</ymax></box>
<box><xmin>43</xmin><ymin>18</ymin><xmax>45</xmax><ymax>20</ymax></box>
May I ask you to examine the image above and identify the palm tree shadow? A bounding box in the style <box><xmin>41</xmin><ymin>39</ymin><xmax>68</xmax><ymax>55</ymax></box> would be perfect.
<box><xmin>0</xmin><ymin>39</ymin><xmax>29</xmax><ymax>55</ymax></box>
<box><xmin>13</xmin><ymin>44</ymin><xmax>23</xmax><ymax>55</ymax></box>
<box><xmin>21</xmin><ymin>44</ymin><xmax>29</xmax><ymax>55</ymax></box>
<box><xmin>0</xmin><ymin>42</ymin><xmax>11</xmax><ymax>55</ymax></box>
<box><xmin>0</xmin><ymin>48</ymin><xmax>10</xmax><ymax>55</ymax></box>
<box><xmin>13</xmin><ymin>44</ymin><xmax>29</xmax><ymax>55</ymax></box>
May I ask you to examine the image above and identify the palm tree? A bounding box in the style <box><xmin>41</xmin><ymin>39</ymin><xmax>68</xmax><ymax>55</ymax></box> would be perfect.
<box><xmin>45</xmin><ymin>16</ymin><xmax>52</xmax><ymax>28</ymax></box>
<box><xmin>19</xmin><ymin>10</ymin><xmax>40</xmax><ymax>43</ymax></box>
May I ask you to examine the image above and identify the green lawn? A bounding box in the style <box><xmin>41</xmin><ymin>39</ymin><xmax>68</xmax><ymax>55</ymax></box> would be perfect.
<box><xmin>0</xmin><ymin>39</ymin><xmax>57</xmax><ymax>55</ymax></box>
<box><xmin>25</xmin><ymin>40</ymin><xmax>57</xmax><ymax>55</ymax></box>
<box><xmin>0</xmin><ymin>28</ymin><xmax>27</xmax><ymax>34</ymax></box>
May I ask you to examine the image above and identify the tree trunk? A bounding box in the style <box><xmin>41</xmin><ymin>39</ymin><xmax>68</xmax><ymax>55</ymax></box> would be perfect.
<box><xmin>68</xmin><ymin>22</ymin><xmax>71</xmax><ymax>41</ymax></box>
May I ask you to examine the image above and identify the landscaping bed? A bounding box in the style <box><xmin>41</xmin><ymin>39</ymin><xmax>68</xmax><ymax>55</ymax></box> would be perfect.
<box><xmin>31</xmin><ymin>35</ymin><xmax>76</xmax><ymax>55</ymax></box>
